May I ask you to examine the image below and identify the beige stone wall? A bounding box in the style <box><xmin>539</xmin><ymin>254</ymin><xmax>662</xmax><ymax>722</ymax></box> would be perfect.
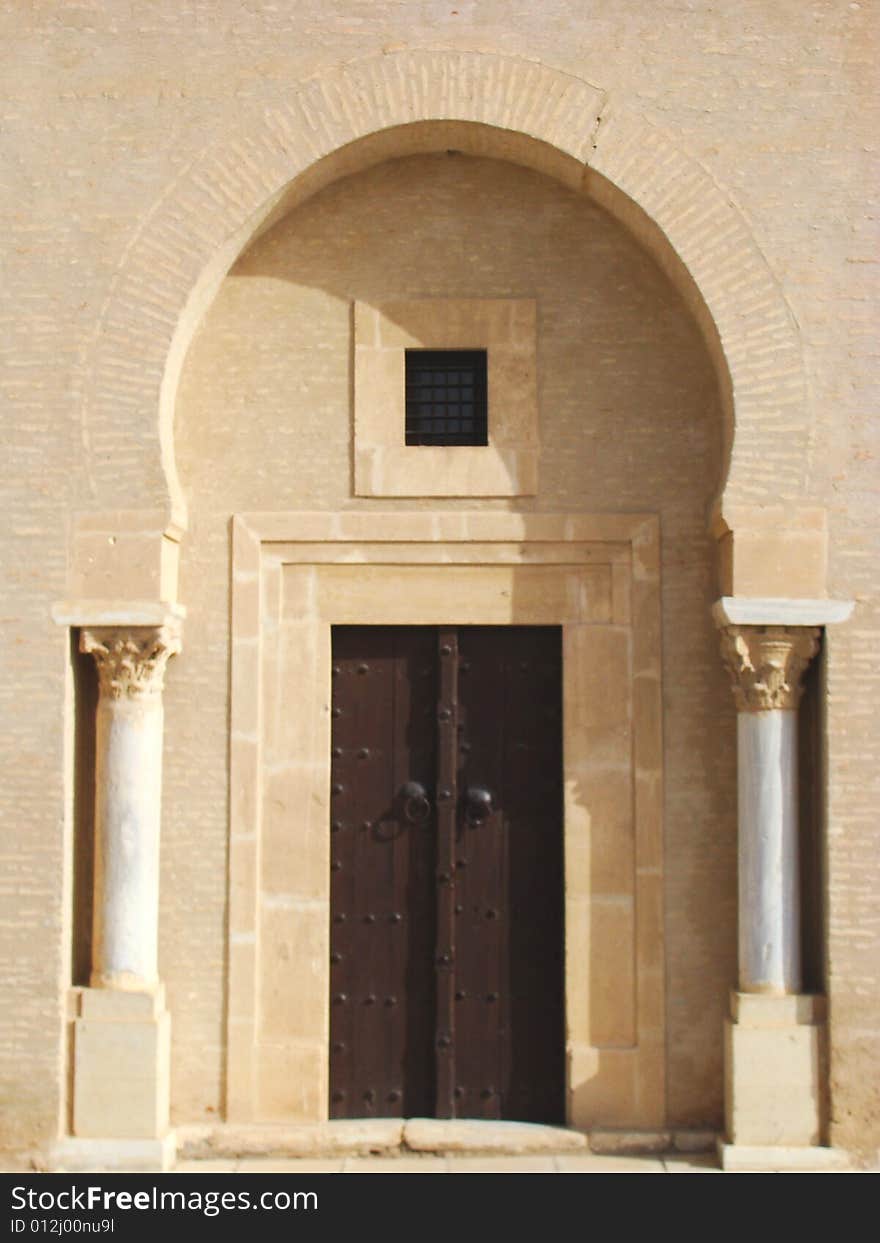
<box><xmin>0</xmin><ymin>2</ymin><xmax>876</xmax><ymax>1153</ymax></box>
<box><xmin>171</xmin><ymin>152</ymin><xmax>732</xmax><ymax>1128</ymax></box>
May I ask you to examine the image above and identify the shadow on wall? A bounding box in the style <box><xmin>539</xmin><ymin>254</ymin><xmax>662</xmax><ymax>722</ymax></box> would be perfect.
<box><xmin>169</xmin><ymin>149</ymin><xmax>738</xmax><ymax>1130</ymax></box>
<box><xmin>177</xmin><ymin>151</ymin><xmax>724</xmax><ymax>517</ymax></box>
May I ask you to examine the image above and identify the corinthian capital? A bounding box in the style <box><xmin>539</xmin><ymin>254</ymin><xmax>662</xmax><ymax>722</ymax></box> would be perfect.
<box><xmin>719</xmin><ymin>625</ymin><xmax>819</xmax><ymax>712</ymax></box>
<box><xmin>81</xmin><ymin>623</ymin><xmax>182</xmax><ymax>700</ymax></box>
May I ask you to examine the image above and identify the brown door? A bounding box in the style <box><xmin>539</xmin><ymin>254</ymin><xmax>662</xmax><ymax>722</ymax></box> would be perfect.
<box><xmin>329</xmin><ymin>626</ymin><xmax>564</xmax><ymax>1123</ymax></box>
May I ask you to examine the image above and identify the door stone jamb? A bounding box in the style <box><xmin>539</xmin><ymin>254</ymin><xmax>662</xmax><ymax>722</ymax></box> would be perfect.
<box><xmin>227</xmin><ymin>510</ymin><xmax>664</xmax><ymax>1132</ymax></box>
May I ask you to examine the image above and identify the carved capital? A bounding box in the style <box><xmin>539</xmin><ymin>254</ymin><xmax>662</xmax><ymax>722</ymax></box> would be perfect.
<box><xmin>81</xmin><ymin>623</ymin><xmax>182</xmax><ymax>700</ymax></box>
<box><xmin>719</xmin><ymin>625</ymin><xmax>819</xmax><ymax>712</ymax></box>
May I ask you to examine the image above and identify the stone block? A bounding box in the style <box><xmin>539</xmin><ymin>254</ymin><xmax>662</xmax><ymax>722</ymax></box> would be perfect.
<box><xmin>227</xmin><ymin>936</ymin><xmax>257</xmax><ymax>1015</ymax></box>
<box><xmin>632</xmin><ymin>673</ymin><xmax>662</xmax><ymax>771</ymax></box>
<box><xmin>228</xmin><ymin>839</ymin><xmax>258</xmax><ymax>938</ymax></box>
<box><xmin>563</xmin><ymin>626</ymin><xmax>631</xmax><ymax>767</ymax></box>
<box><xmin>717</xmin><ymin>509</ymin><xmax>828</xmax><ymax>599</ymax></box>
<box><xmin>229</xmin><ymin>737</ymin><xmax>259</xmax><ymax>836</ymax></box>
<box><xmin>731</xmin><ymin>991</ymin><xmax>826</xmax><ymax>1027</ymax></box>
<box><xmin>634</xmin><ymin>770</ymin><xmax>663</xmax><ymax>871</ymax></box>
<box><xmin>718</xmin><ymin>1142</ymin><xmax>850</xmax><ymax>1172</ymax></box>
<box><xmin>259</xmin><ymin>905</ymin><xmax>326</xmax><ymax>1044</ymax></box>
<box><xmin>569</xmin><ymin>767</ymin><xmax>634</xmax><ymax>895</ymax></box>
<box><xmin>635</xmin><ymin>872</ymin><xmax>664</xmax><ymax>974</ymax></box>
<box><xmin>256</xmin><ymin>1043</ymin><xmax>326</xmax><ymax>1122</ymax></box>
<box><xmin>264</xmin><ymin>790</ymin><xmax>328</xmax><ymax>902</ymax></box>
<box><xmin>73</xmin><ymin>1008</ymin><xmax>170</xmax><ymax>1139</ymax></box>
<box><xmin>633</xmin><ymin>1040</ymin><xmax>667</xmax><ymax>1126</ymax></box>
<box><xmin>671</xmin><ymin>1129</ymin><xmax>718</xmax><ymax>1153</ymax></box>
<box><xmin>637</xmin><ymin>966</ymin><xmax>665</xmax><ymax>1037</ymax></box>
<box><xmin>178</xmin><ymin>1119</ymin><xmax>404</xmax><ymax>1159</ymax></box>
<box><xmin>79</xmin><ymin>986</ymin><xmax>164</xmax><ymax>1021</ymax></box>
<box><xmin>724</xmin><ymin>1010</ymin><xmax>827</xmax><ymax>1146</ymax></box>
<box><xmin>568</xmin><ymin>1045</ymin><xmax>637</xmax><ymax>1129</ymax></box>
<box><xmin>357</xmin><ymin>445</ymin><xmax>537</xmax><ymax>498</ymax></box>
<box><xmin>611</xmin><ymin>559</ymin><xmax>632</xmax><ymax>626</ymax></box>
<box><xmin>402</xmin><ymin>1118</ymin><xmax>587</xmax><ymax>1153</ymax></box>
<box><xmin>566</xmin><ymin>566</ymin><xmax>613</xmax><ymax>623</ymax></box>
<box><xmin>51</xmin><ymin>1135</ymin><xmax>176</xmax><ymax>1173</ymax></box>
<box><xmin>589</xmin><ymin>1129</ymin><xmax>670</xmax><ymax>1155</ymax></box>
<box><xmin>70</xmin><ymin>526</ymin><xmax>179</xmax><ymax>603</ymax></box>
<box><xmin>630</xmin><ymin>579</ymin><xmax>660</xmax><ymax>673</ymax></box>
<box><xmin>589</xmin><ymin>899</ymin><xmax>636</xmax><ymax>1047</ymax></box>
<box><xmin>564</xmin><ymin>897</ymin><xmax>591</xmax><ymax>1043</ymax></box>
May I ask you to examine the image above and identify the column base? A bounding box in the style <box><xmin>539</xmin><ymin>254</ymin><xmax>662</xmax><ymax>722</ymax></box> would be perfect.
<box><xmin>71</xmin><ymin>986</ymin><xmax>170</xmax><ymax>1140</ymax></box>
<box><xmin>717</xmin><ymin>1139</ymin><xmax>850</xmax><ymax>1172</ymax></box>
<box><xmin>725</xmin><ymin>991</ymin><xmax>827</xmax><ymax>1148</ymax></box>
<box><xmin>49</xmin><ymin>1133</ymin><xmax>177</xmax><ymax>1173</ymax></box>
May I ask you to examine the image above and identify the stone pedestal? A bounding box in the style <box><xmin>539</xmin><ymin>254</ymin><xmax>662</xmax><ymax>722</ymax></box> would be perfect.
<box><xmin>73</xmin><ymin>987</ymin><xmax>171</xmax><ymax>1140</ymax></box>
<box><xmin>724</xmin><ymin>992</ymin><xmax>826</xmax><ymax>1147</ymax></box>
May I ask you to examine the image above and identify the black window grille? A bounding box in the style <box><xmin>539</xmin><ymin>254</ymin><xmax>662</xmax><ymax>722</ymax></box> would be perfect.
<box><xmin>405</xmin><ymin>349</ymin><xmax>488</xmax><ymax>446</ymax></box>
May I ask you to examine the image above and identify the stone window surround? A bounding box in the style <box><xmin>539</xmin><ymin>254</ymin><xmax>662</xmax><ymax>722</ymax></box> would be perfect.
<box><xmin>353</xmin><ymin>299</ymin><xmax>539</xmax><ymax>498</ymax></box>
<box><xmin>228</xmin><ymin>511</ymin><xmax>664</xmax><ymax>1129</ymax></box>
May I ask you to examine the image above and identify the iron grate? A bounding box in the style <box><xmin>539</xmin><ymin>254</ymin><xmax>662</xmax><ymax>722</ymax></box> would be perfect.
<box><xmin>405</xmin><ymin>349</ymin><xmax>488</xmax><ymax>446</ymax></box>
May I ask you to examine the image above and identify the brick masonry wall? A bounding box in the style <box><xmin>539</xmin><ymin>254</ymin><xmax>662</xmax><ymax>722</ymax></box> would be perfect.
<box><xmin>0</xmin><ymin>2</ymin><xmax>876</xmax><ymax>1152</ymax></box>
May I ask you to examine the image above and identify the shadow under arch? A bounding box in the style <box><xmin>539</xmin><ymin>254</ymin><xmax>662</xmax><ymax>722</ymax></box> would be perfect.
<box><xmin>176</xmin><ymin>146</ymin><xmax>734</xmax><ymax>1127</ymax></box>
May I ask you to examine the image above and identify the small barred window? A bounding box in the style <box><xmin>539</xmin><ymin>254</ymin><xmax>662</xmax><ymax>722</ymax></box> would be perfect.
<box><xmin>405</xmin><ymin>349</ymin><xmax>488</xmax><ymax>446</ymax></box>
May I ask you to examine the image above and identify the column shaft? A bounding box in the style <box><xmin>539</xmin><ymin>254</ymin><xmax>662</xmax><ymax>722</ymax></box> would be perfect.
<box><xmin>720</xmin><ymin>624</ymin><xmax>818</xmax><ymax>996</ymax></box>
<box><xmin>92</xmin><ymin>692</ymin><xmax>164</xmax><ymax>989</ymax></box>
<box><xmin>737</xmin><ymin>709</ymin><xmax>800</xmax><ymax>993</ymax></box>
<box><xmin>81</xmin><ymin>624</ymin><xmax>181</xmax><ymax>992</ymax></box>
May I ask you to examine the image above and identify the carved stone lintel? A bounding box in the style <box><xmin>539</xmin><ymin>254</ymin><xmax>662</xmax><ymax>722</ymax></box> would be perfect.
<box><xmin>81</xmin><ymin>623</ymin><xmax>182</xmax><ymax>700</ymax></box>
<box><xmin>719</xmin><ymin>625</ymin><xmax>819</xmax><ymax>712</ymax></box>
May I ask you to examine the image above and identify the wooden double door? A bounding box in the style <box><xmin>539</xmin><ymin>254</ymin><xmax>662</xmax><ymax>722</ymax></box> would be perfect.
<box><xmin>329</xmin><ymin>626</ymin><xmax>565</xmax><ymax>1123</ymax></box>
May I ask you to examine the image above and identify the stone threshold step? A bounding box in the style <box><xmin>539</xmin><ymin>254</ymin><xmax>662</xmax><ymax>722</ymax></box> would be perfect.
<box><xmin>179</xmin><ymin>1119</ymin><xmax>587</xmax><ymax>1159</ymax></box>
<box><xmin>177</xmin><ymin>1120</ymin><xmax>718</xmax><ymax>1160</ymax></box>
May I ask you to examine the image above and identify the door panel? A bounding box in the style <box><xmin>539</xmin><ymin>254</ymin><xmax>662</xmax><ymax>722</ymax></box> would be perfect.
<box><xmin>329</xmin><ymin>628</ymin><xmax>437</xmax><ymax>1119</ymax></box>
<box><xmin>328</xmin><ymin>625</ymin><xmax>564</xmax><ymax>1123</ymax></box>
<box><xmin>455</xmin><ymin>628</ymin><xmax>564</xmax><ymax>1123</ymax></box>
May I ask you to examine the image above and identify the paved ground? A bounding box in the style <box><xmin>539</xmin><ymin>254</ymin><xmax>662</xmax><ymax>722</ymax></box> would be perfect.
<box><xmin>3</xmin><ymin>1152</ymin><xmax>872</xmax><ymax>1173</ymax></box>
<box><xmin>173</xmin><ymin>1153</ymin><xmax>721</xmax><ymax>1174</ymax></box>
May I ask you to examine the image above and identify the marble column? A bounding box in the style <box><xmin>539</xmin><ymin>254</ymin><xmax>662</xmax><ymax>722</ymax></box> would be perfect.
<box><xmin>718</xmin><ymin>624</ymin><xmax>818</xmax><ymax>995</ymax></box>
<box><xmin>712</xmin><ymin>597</ymin><xmax>852</xmax><ymax>1163</ymax></box>
<box><xmin>81</xmin><ymin>623</ymin><xmax>182</xmax><ymax>992</ymax></box>
<box><xmin>60</xmin><ymin>620</ymin><xmax>181</xmax><ymax>1152</ymax></box>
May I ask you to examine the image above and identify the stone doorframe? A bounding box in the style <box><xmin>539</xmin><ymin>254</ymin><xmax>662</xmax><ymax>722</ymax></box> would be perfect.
<box><xmin>228</xmin><ymin>511</ymin><xmax>664</xmax><ymax>1130</ymax></box>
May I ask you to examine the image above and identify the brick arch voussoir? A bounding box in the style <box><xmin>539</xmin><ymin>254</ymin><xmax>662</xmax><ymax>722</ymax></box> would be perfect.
<box><xmin>84</xmin><ymin>49</ymin><xmax>806</xmax><ymax>535</ymax></box>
